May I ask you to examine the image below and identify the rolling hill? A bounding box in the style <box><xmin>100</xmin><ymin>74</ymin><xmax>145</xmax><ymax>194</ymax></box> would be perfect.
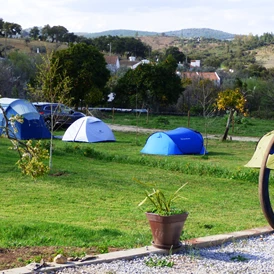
<box><xmin>76</xmin><ymin>28</ymin><xmax>235</xmax><ymax>40</ymax></box>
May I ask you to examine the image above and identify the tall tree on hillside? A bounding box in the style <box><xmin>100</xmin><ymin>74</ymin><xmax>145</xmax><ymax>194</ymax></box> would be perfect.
<box><xmin>41</xmin><ymin>24</ymin><xmax>51</xmax><ymax>41</ymax></box>
<box><xmin>0</xmin><ymin>18</ymin><xmax>4</xmax><ymax>36</ymax></box>
<box><xmin>50</xmin><ymin>25</ymin><xmax>69</xmax><ymax>42</ymax></box>
<box><xmin>41</xmin><ymin>24</ymin><xmax>69</xmax><ymax>42</ymax></box>
<box><xmin>2</xmin><ymin>21</ymin><xmax>22</xmax><ymax>37</ymax></box>
<box><xmin>29</xmin><ymin>26</ymin><xmax>40</xmax><ymax>40</ymax></box>
<box><xmin>52</xmin><ymin>43</ymin><xmax>110</xmax><ymax>108</ymax></box>
<box><xmin>63</xmin><ymin>32</ymin><xmax>78</xmax><ymax>43</ymax></box>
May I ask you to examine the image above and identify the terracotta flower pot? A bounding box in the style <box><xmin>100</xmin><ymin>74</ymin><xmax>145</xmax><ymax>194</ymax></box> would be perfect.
<box><xmin>146</xmin><ymin>212</ymin><xmax>188</xmax><ymax>249</ymax></box>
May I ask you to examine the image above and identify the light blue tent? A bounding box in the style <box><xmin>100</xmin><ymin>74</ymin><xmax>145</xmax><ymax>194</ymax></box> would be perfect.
<box><xmin>141</xmin><ymin>127</ymin><xmax>207</xmax><ymax>155</ymax></box>
<box><xmin>0</xmin><ymin>97</ymin><xmax>51</xmax><ymax>140</ymax></box>
<box><xmin>62</xmin><ymin>116</ymin><xmax>116</xmax><ymax>143</ymax></box>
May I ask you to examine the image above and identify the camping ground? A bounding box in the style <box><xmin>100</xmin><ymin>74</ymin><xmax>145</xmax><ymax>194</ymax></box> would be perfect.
<box><xmin>0</xmin><ymin>114</ymin><xmax>272</xmax><ymax>270</ymax></box>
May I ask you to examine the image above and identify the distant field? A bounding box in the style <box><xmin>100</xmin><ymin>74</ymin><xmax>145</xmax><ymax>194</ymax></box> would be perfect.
<box><xmin>0</xmin><ymin>37</ymin><xmax>68</xmax><ymax>54</ymax></box>
<box><xmin>139</xmin><ymin>36</ymin><xmax>180</xmax><ymax>51</ymax></box>
<box><xmin>254</xmin><ymin>45</ymin><xmax>274</xmax><ymax>68</ymax></box>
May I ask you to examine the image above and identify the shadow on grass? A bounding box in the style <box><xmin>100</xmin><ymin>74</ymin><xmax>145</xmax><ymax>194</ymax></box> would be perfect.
<box><xmin>207</xmin><ymin>152</ymin><xmax>233</xmax><ymax>156</ymax></box>
<box><xmin>0</xmin><ymin>221</ymin><xmax>125</xmax><ymax>248</ymax></box>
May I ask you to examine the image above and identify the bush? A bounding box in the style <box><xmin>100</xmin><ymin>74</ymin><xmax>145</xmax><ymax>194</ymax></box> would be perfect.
<box><xmin>250</xmin><ymin>110</ymin><xmax>274</xmax><ymax>119</ymax></box>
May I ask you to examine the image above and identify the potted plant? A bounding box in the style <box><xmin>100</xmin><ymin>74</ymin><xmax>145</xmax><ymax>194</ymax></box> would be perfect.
<box><xmin>138</xmin><ymin>181</ymin><xmax>189</xmax><ymax>250</ymax></box>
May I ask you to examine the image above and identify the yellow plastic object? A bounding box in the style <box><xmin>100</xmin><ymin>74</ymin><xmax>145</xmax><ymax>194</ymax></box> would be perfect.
<box><xmin>245</xmin><ymin>130</ymin><xmax>274</xmax><ymax>169</ymax></box>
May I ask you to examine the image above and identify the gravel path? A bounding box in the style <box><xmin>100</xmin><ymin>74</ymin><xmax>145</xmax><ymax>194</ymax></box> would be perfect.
<box><xmin>55</xmin><ymin>233</ymin><xmax>274</xmax><ymax>274</ymax></box>
<box><xmin>108</xmin><ymin>124</ymin><xmax>259</xmax><ymax>142</ymax></box>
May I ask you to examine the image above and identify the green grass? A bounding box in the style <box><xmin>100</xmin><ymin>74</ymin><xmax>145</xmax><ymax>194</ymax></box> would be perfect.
<box><xmin>0</xmin><ymin>119</ymin><xmax>271</xmax><ymax>253</ymax></box>
<box><xmin>102</xmin><ymin>112</ymin><xmax>274</xmax><ymax>137</ymax></box>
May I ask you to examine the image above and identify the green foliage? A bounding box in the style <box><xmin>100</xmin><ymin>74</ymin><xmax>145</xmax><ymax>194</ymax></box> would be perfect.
<box><xmin>28</xmin><ymin>52</ymin><xmax>72</xmax><ymax>104</ymax></box>
<box><xmin>113</xmin><ymin>56</ymin><xmax>182</xmax><ymax>111</ymax></box>
<box><xmin>90</xmin><ymin>35</ymin><xmax>151</xmax><ymax>58</ymax></box>
<box><xmin>27</xmin><ymin>52</ymin><xmax>73</xmax><ymax>171</ymax></box>
<box><xmin>164</xmin><ymin>47</ymin><xmax>185</xmax><ymax>63</ymax></box>
<box><xmin>0</xmin><ymin>103</ymin><xmax>49</xmax><ymax>180</ymax></box>
<box><xmin>16</xmin><ymin>140</ymin><xmax>49</xmax><ymax>180</ymax></box>
<box><xmin>230</xmin><ymin>255</ymin><xmax>248</xmax><ymax>262</ymax></box>
<box><xmin>52</xmin><ymin>43</ymin><xmax>110</xmax><ymax>107</ymax></box>
<box><xmin>137</xmin><ymin>180</ymin><xmax>188</xmax><ymax>215</ymax></box>
<box><xmin>145</xmin><ymin>255</ymin><xmax>174</xmax><ymax>267</ymax></box>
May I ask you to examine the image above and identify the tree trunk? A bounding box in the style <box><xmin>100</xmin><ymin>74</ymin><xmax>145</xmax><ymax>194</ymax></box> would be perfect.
<box><xmin>221</xmin><ymin>110</ymin><xmax>234</xmax><ymax>141</ymax></box>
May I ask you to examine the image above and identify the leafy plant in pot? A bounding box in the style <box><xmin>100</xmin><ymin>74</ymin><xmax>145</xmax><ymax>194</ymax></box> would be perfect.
<box><xmin>138</xmin><ymin>181</ymin><xmax>189</xmax><ymax>250</ymax></box>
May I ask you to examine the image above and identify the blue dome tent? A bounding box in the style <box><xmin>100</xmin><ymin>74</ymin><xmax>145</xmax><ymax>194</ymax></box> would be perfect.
<box><xmin>141</xmin><ymin>127</ymin><xmax>207</xmax><ymax>155</ymax></box>
<box><xmin>0</xmin><ymin>98</ymin><xmax>51</xmax><ymax>140</ymax></box>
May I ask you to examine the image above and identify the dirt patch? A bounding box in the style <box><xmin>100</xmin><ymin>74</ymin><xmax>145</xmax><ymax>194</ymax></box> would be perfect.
<box><xmin>0</xmin><ymin>246</ymin><xmax>124</xmax><ymax>271</ymax></box>
<box><xmin>139</xmin><ymin>36</ymin><xmax>181</xmax><ymax>51</ymax></box>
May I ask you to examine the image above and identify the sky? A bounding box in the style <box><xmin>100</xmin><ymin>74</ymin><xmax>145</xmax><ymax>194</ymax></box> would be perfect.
<box><xmin>1</xmin><ymin>0</ymin><xmax>274</xmax><ymax>36</ymax></box>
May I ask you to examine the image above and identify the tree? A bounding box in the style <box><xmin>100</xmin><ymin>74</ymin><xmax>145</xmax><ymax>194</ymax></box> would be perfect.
<box><xmin>91</xmin><ymin>36</ymin><xmax>151</xmax><ymax>58</ymax></box>
<box><xmin>28</xmin><ymin>53</ymin><xmax>72</xmax><ymax>169</ymax></box>
<box><xmin>29</xmin><ymin>26</ymin><xmax>40</xmax><ymax>40</ymax></box>
<box><xmin>52</xmin><ymin>43</ymin><xmax>110</xmax><ymax>108</ymax></box>
<box><xmin>41</xmin><ymin>24</ymin><xmax>68</xmax><ymax>42</ymax></box>
<box><xmin>0</xmin><ymin>60</ymin><xmax>14</xmax><ymax>96</ymax></box>
<box><xmin>7</xmin><ymin>51</ymin><xmax>40</xmax><ymax>98</ymax></box>
<box><xmin>0</xmin><ymin>104</ymin><xmax>49</xmax><ymax>180</ymax></box>
<box><xmin>0</xmin><ymin>18</ymin><xmax>4</xmax><ymax>36</ymax></box>
<box><xmin>41</xmin><ymin>24</ymin><xmax>51</xmax><ymax>41</ymax></box>
<box><xmin>216</xmin><ymin>88</ymin><xmax>246</xmax><ymax>141</ymax></box>
<box><xmin>0</xmin><ymin>19</ymin><xmax>22</xmax><ymax>57</ymax></box>
<box><xmin>113</xmin><ymin>55</ymin><xmax>183</xmax><ymax>112</ymax></box>
<box><xmin>50</xmin><ymin>25</ymin><xmax>68</xmax><ymax>42</ymax></box>
<box><xmin>182</xmin><ymin>76</ymin><xmax>219</xmax><ymax>116</ymax></box>
<box><xmin>63</xmin><ymin>32</ymin><xmax>78</xmax><ymax>43</ymax></box>
<box><xmin>2</xmin><ymin>21</ymin><xmax>22</xmax><ymax>37</ymax></box>
<box><xmin>164</xmin><ymin>46</ymin><xmax>185</xmax><ymax>64</ymax></box>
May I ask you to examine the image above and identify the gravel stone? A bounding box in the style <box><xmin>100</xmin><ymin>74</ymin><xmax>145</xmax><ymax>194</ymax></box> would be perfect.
<box><xmin>51</xmin><ymin>233</ymin><xmax>274</xmax><ymax>274</ymax></box>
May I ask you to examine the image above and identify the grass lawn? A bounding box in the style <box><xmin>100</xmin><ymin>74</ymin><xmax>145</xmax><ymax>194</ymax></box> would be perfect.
<box><xmin>102</xmin><ymin>112</ymin><xmax>274</xmax><ymax>137</ymax></box>
<box><xmin>0</xmin><ymin>127</ymin><xmax>270</xmax><ymax>251</ymax></box>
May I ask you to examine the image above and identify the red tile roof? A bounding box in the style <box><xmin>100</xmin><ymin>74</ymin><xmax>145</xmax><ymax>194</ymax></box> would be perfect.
<box><xmin>104</xmin><ymin>55</ymin><xmax>119</xmax><ymax>65</ymax></box>
<box><xmin>181</xmin><ymin>72</ymin><xmax>220</xmax><ymax>82</ymax></box>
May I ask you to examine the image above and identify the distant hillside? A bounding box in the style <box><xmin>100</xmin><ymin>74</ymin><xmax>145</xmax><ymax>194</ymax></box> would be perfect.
<box><xmin>77</xmin><ymin>28</ymin><xmax>235</xmax><ymax>40</ymax></box>
<box><xmin>165</xmin><ymin>28</ymin><xmax>235</xmax><ymax>40</ymax></box>
<box><xmin>76</xmin><ymin>29</ymin><xmax>157</xmax><ymax>38</ymax></box>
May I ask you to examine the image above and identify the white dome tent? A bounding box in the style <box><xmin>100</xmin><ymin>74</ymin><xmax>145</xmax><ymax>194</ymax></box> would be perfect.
<box><xmin>62</xmin><ymin>116</ymin><xmax>115</xmax><ymax>143</ymax></box>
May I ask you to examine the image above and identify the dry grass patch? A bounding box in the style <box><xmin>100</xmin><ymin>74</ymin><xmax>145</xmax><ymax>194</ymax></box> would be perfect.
<box><xmin>254</xmin><ymin>45</ymin><xmax>274</xmax><ymax>68</ymax></box>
